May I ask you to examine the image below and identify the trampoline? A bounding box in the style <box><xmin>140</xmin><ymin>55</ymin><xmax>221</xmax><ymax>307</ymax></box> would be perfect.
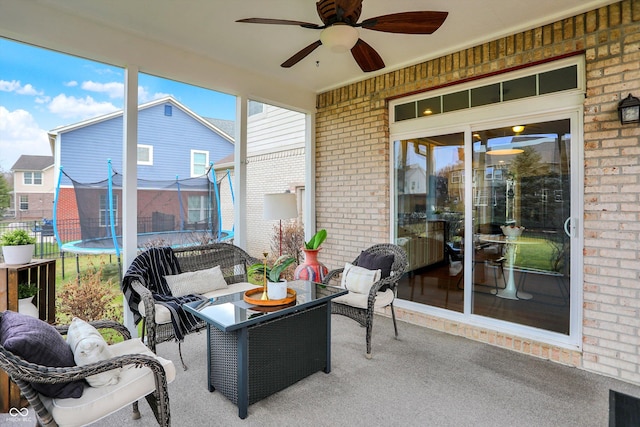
<box><xmin>60</xmin><ymin>229</ymin><xmax>234</xmax><ymax>255</ymax></box>
<box><xmin>54</xmin><ymin>161</ymin><xmax>235</xmax><ymax>257</ymax></box>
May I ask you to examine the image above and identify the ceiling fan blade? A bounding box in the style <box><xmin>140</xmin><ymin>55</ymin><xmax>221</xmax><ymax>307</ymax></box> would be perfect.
<box><xmin>358</xmin><ymin>11</ymin><xmax>448</xmax><ymax>34</ymax></box>
<box><xmin>281</xmin><ymin>40</ymin><xmax>323</xmax><ymax>68</ymax></box>
<box><xmin>351</xmin><ymin>38</ymin><xmax>385</xmax><ymax>72</ymax></box>
<box><xmin>236</xmin><ymin>18</ymin><xmax>322</xmax><ymax>30</ymax></box>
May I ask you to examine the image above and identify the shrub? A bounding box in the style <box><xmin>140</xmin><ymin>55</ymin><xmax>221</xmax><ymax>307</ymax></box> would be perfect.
<box><xmin>57</xmin><ymin>261</ymin><xmax>121</xmax><ymax>323</ymax></box>
<box><xmin>269</xmin><ymin>219</ymin><xmax>305</xmax><ymax>264</ymax></box>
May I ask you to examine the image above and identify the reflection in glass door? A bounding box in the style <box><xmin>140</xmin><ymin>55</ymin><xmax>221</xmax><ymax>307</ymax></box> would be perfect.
<box><xmin>471</xmin><ymin>119</ymin><xmax>571</xmax><ymax>334</ymax></box>
<box><xmin>394</xmin><ymin>133</ymin><xmax>465</xmax><ymax>312</ymax></box>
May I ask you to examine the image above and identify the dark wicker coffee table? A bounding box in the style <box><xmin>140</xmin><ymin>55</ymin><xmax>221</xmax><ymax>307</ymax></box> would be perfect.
<box><xmin>184</xmin><ymin>280</ymin><xmax>347</xmax><ymax>419</ymax></box>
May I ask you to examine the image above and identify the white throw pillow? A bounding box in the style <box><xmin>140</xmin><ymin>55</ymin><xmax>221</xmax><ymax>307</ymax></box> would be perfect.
<box><xmin>67</xmin><ymin>317</ymin><xmax>120</xmax><ymax>387</ymax></box>
<box><xmin>340</xmin><ymin>262</ymin><xmax>381</xmax><ymax>295</ymax></box>
<box><xmin>164</xmin><ymin>265</ymin><xmax>228</xmax><ymax>297</ymax></box>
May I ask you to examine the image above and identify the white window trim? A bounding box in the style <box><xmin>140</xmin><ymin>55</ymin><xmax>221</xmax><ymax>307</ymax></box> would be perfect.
<box><xmin>137</xmin><ymin>144</ymin><xmax>153</xmax><ymax>165</ymax></box>
<box><xmin>19</xmin><ymin>195</ymin><xmax>28</xmax><ymax>210</ymax></box>
<box><xmin>23</xmin><ymin>171</ymin><xmax>43</xmax><ymax>186</ymax></box>
<box><xmin>190</xmin><ymin>149</ymin><xmax>209</xmax><ymax>177</ymax></box>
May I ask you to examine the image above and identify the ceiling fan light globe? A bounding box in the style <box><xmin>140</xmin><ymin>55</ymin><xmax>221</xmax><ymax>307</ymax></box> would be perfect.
<box><xmin>320</xmin><ymin>24</ymin><xmax>359</xmax><ymax>53</ymax></box>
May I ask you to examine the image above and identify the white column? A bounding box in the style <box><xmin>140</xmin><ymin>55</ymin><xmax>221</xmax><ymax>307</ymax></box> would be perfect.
<box><xmin>304</xmin><ymin>113</ymin><xmax>316</xmax><ymax>240</ymax></box>
<box><xmin>122</xmin><ymin>66</ymin><xmax>138</xmax><ymax>336</ymax></box>
<box><xmin>234</xmin><ymin>95</ymin><xmax>248</xmax><ymax>250</ymax></box>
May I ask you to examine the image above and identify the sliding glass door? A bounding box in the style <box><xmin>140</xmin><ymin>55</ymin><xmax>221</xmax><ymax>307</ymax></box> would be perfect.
<box><xmin>471</xmin><ymin>119</ymin><xmax>571</xmax><ymax>334</ymax></box>
<box><xmin>394</xmin><ymin>133</ymin><xmax>465</xmax><ymax>312</ymax></box>
<box><xmin>393</xmin><ymin>116</ymin><xmax>576</xmax><ymax>337</ymax></box>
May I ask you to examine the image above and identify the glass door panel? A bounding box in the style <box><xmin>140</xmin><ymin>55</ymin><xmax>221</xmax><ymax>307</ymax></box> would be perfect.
<box><xmin>394</xmin><ymin>132</ymin><xmax>465</xmax><ymax>312</ymax></box>
<box><xmin>471</xmin><ymin>119</ymin><xmax>571</xmax><ymax>334</ymax></box>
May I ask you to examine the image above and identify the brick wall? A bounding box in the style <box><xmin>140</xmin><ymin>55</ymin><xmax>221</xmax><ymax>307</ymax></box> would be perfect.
<box><xmin>315</xmin><ymin>0</ymin><xmax>640</xmax><ymax>384</ymax></box>
<box><xmin>246</xmin><ymin>148</ymin><xmax>305</xmax><ymax>257</ymax></box>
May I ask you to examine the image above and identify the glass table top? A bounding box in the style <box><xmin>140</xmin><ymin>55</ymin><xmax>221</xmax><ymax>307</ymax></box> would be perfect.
<box><xmin>183</xmin><ymin>280</ymin><xmax>347</xmax><ymax>332</ymax></box>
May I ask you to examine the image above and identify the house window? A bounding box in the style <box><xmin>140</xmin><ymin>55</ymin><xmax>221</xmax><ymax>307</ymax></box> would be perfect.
<box><xmin>164</xmin><ymin>105</ymin><xmax>172</xmax><ymax>116</ymax></box>
<box><xmin>485</xmin><ymin>167</ymin><xmax>494</xmax><ymax>180</ymax></box>
<box><xmin>137</xmin><ymin>144</ymin><xmax>153</xmax><ymax>165</ymax></box>
<box><xmin>23</xmin><ymin>171</ymin><xmax>42</xmax><ymax>185</ymax></box>
<box><xmin>188</xmin><ymin>195</ymin><xmax>208</xmax><ymax>223</ymax></box>
<box><xmin>393</xmin><ymin>63</ymin><xmax>580</xmax><ymax>123</ymax></box>
<box><xmin>191</xmin><ymin>150</ymin><xmax>209</xmax><ymax>177</ymax></box>
<box><xmin>99</xmin><ymin>194</ymin><xmax>119</xmax><ymax>227</ymax></box>
<box><xmin>248</xmin><ymin>100</ymin><xmax>264</xmax><ymax>116</ymax></box>
<box><xmin>19</xmin><ymin>195</ymin><xmax>28</xmax><ymax>210</ymax></box>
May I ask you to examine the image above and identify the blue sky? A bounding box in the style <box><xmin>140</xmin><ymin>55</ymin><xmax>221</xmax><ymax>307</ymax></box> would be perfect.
<box><xmin>0</xmin><ymin>38</ymin><xmax>237</xmax><ymax>171</ymax></box>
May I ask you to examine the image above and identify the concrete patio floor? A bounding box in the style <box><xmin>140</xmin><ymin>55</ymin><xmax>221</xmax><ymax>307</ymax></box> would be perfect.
<box><xmin>87</xmin><ymin>315</ymin><xmax>640</xmax><ymax>426</ymax></box>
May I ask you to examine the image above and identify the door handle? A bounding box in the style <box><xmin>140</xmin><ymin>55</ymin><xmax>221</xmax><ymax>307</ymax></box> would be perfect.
<box><xmin>563</xmin><ymin>217</ymin><xmax>573</xmax><ymax>238</ymax></box>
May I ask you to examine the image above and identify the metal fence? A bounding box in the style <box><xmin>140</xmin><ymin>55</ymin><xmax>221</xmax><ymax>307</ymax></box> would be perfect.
<box><xmin>0</xmin><ymin>219</ymin><xmax>61</xmax><ymax>260</ymax></box>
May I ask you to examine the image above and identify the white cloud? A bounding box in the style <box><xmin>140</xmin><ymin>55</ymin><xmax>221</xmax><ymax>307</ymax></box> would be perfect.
<box><xmin>81</xmin><ymin>80</ymin><xmax>124</xmax><ymax>99</ymax></box>
<box><xmin>0</xmin><ymin>80</ymin><xmax>20</xmax><ymax>92</ymax></box>
<box><xmin>17</xmin><ymin>83</ymin><xmax>41</xmax><ymax>96</ymax></box>
<box><xmin>0</xmin><ymin>106</ymin><xmax>50</xmax><ymax>171</ymax></box>
<box><xmin>70</xmin><ymin>80</ymin><xmax>172</xmax><ymax>103</ymax></box>
<box><xmin>48</xmin><ymin>94</ymin><xmax>119</xmax><ymax>120</ymax></box>
<box><xmin>64</xmin><ymin>80</ymin><xmax>78</xmax><ymax>87</ymax></box>
<box><xmin>139</xmin><ymin>87</ymin><xmax>172</xmax><ymax>103</ymax></box>
<box><xmin>0</xmin><ymin>80</ymin><xmax>43</xmax><ymax>96</ymax></box>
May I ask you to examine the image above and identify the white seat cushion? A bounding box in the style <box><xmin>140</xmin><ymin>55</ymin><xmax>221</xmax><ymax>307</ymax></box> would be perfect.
<box><xmin>40</xmin><ymin>339</ymin><xmax>176</xmax><ymax>427</ymax></box>
<box><xmin>138</xmin><ymin>282</ymin><xmax>261</xmax><ymax>325</ymax></box>
<box><xmin>332</xmin><ymin>288</ymin><xmax>395</xmax><ymax>309</ymax></box>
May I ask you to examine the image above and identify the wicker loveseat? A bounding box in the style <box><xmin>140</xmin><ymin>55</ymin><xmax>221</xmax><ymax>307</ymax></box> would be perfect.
<box><xmin>121</xmin><ymin>243</ymin><xmax>259</xmax><ymax>369</ymax></box>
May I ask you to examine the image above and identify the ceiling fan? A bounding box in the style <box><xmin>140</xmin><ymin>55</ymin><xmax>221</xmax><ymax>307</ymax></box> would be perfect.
<box><xmin>237</xmin><ymin>0</ymin><xmax>448</xmax><ymax>72</ymax></box>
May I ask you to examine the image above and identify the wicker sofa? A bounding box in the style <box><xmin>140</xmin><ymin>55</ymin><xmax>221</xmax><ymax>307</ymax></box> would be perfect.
<box><xmin>122</xmin><ymin>243</ymin><xmax>259</xmax><ymax>369</ymax></box>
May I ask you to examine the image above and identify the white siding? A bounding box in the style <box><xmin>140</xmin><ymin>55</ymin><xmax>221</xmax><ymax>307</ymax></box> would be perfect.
<box><xmin>247</xmin><ymin>104</ymin><xmax>305</xmax><ymax>156</ymax></box>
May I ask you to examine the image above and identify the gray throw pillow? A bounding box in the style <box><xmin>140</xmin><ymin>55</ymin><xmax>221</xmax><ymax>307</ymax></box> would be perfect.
<box><xmin>357</xmin><ymin>251</ymin><xmax>394</xmax><ymax>278</ymax></box>
<box><xmin>0</xmin><ymin>311</ymin><xmax>85</xmax><ymax>398</ymax></box>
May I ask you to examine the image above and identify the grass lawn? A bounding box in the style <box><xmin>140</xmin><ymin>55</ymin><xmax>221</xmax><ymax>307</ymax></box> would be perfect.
<box><xmin>513</xmin><ymin>237</ymin><xmax>564</xmax><ymax>272</ymax></box>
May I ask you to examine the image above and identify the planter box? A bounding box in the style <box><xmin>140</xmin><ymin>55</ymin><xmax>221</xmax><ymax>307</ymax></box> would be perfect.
<box><xmin>1</xmin><ymin>244</ymin><xmax>34</xmax><ymax>265</ymax></box>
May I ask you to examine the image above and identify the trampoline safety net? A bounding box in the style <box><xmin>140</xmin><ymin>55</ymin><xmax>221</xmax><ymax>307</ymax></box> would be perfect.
<box><xmin>56</xmin><ymin>167</ymin><xmax>231</xmax><ymax>255</ymax></box>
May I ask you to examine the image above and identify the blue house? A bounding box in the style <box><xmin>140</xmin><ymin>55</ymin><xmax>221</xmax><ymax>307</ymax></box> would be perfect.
<box><xmin>48</xmin><ymin>97</ymin><xmax>234</xmax><ymax>249</ymax></box>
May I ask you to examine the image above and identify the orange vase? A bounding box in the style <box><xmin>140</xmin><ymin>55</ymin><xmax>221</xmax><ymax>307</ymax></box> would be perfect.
<box><xmin>294</xmin><ymin>248</ymin><xmax>328</xmax><ymax>282</ymax></box>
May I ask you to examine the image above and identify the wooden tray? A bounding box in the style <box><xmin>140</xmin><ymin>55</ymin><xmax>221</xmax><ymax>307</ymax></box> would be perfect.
<box><xmin>243</xmin><ymin>287</ymin><xmax>297</xmax><ymax>306</ymax></box>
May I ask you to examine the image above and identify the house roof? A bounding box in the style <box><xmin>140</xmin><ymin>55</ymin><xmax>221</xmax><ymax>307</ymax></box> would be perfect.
<box><xmin>214</xmin><ymin>153</ymin><xmax>234</xmax><ymax>169</ymax></box>
<box><xmin>205</xmin><ymin>118</ymin><xmax>235</xmax><ymax>141</ymax></box>
<box><xmin>11</xmin><ymin>155</ymin><xmax>54</xmax><ymax>171</ymax></box>
<box><xmin>48</xmin><ymin>96</ymin><xmax>234</xmax><ymax>144</ymax></box>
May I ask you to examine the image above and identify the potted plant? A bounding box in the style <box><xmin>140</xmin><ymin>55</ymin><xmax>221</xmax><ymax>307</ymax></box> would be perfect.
<box><xmin>294</xmin><ymin>229</ymin><xmax>329</xmax><ymax>282</ymax></box>
<box><xmin>17</xmin><ymin>282</ymin><xmax>39</xmax><ymax>317</ymax></box>
<box><xmin>248</xmin><ymin>254</ymin><xmax>297</xmax><ymax>300</ymax></box>
<box><xmin>303</xmin><ymin>229</ymin><xmax>327</xmax><ymax>251</ymax></box>
<box><xmin>1</xmin><ymin>229</ymin><xmax>36</xmax><ymax>265</ymax></box>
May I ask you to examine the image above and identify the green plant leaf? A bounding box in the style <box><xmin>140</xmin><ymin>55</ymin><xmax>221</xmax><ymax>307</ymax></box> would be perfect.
<box><xmin>0</xmin><ymin>229</ymin><xmax>36</xmax><ymax>246</ymax></box>
<box><xmin>305</xmin><ymin>229</ymin><xmax>327</xmax><ymax>250</ymax></box>
<box><xmin>248</xmin><ymin>255</ymin><xmax>296</xmax><ymax>283</ymax></box>
<box><xmin>268</xmin><ymin>255</ymin><xmax>296</xmax><ymax>282</ymax></box>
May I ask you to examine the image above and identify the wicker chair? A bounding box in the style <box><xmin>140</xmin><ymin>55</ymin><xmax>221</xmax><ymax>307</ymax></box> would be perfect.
<box><xmin>0</xmin><ymin>313</ymin><xmax>174</xmax><ymax>427</ymax></box>
<box><xmin>323</xmin><ymin>243</ymin><xmax>408</xmax><ymax>359</ymax></box>
<box><xmin>122</xmin><ymin>243</ymin><xmax>258</xmax><ymax>369</ymax></box>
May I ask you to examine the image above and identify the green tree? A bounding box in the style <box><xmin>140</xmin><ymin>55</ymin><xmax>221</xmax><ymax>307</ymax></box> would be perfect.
<box><xmin>0</xmin><ymin>173</ymin><xmax>11</xmax><ymax>217</ymax></box>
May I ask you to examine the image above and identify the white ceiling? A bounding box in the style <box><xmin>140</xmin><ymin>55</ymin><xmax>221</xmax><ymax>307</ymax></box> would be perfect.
<box><xmin>2</xmin><ymin>0</ymin><xmax>616</xmax><ymax>98</ymax></box>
